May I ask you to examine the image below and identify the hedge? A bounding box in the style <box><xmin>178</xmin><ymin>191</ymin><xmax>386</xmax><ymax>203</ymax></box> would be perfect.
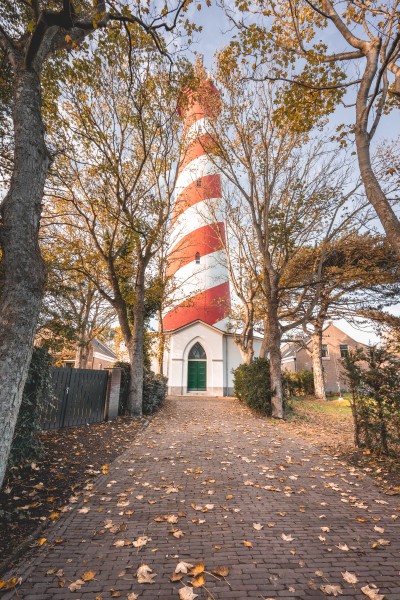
<box><xmin>233</xmin><ymin>357</ymin><xmax>272</xmax><ymax>414</ymax></box>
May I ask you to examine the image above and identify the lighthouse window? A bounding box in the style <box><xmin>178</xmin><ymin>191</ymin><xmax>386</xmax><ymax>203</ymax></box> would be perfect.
<box><xmin>195</xmin><ymin>252</ymin><xmax>201</xmax><ymax>264</ymax></box>
<box><xmin>196</xmin><ymin>178</ymin><xmax>202</xmax><ymax>187</ymax></box>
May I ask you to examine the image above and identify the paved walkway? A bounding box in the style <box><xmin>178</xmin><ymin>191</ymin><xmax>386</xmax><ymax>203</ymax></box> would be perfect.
<box><xmin>4</xmin><ymin>397</ymin><xmax>400</xmax><ymax>599</ymax></box>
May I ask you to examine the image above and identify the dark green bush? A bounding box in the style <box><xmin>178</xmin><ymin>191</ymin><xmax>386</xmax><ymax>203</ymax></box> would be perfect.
<box><xmin>283</xmin><ymin>369</ymin><xmax>315</xmax><ymax>397</ymax></box>
<box><xmin>143</xmin><ymin>370</ymin><xmax>167</xmax><ymax>414</ymax></box>
<box><xmin>116</xmin><ymin>361</ymin><xmax>167</xmax><ymax>416</ymax></box>
<box><xmin>342</xmin><ymin>347</ymin><xmax>400</xmax><ymax>455</ymax></box>
<box><xmin>233</xmin><ymin>357</ymin><xmax>272</xmax><ymax>414</ymax></box>
<box><xmin>8</xmin><ymin>347</ymin><xmax>53</xmax><ymax>468</ymax></box>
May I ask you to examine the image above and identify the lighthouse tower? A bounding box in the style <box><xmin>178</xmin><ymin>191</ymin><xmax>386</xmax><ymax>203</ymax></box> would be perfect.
<box><xmin>162</xmin><ymin>60</ymin><xmax>231</xmax><ymax>332</ymax></box>
<box><xmin>157</xmin><ymin>60</ymin><xmax>262</xmax><ymax>396</ymax></box>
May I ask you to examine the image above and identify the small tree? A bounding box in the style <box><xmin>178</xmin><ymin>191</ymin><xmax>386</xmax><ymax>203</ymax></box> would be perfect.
<box><xmin>342</xmin><ymin>347</ymin><xmax>400</xmax><ymax>454</ymax></box>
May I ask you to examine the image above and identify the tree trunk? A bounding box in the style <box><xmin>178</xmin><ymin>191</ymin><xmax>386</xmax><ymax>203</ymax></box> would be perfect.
<box><xmin>311</xmin><ymin>328</ymin><xmax>326</xmax><ymax>401</ymax></box>
<box><xmin>0</xmin><ymin>69</ymin><xmax>48</xmax><ymax>488</ymax></box>
<box><xmin>74</xmin><ymin>341</ymin><xmax>90</xmax><ymax>369</ymax></box>
<box><xmin>266</xmin><ymin>303</ymin><xmax>283</xmax><ymax>419</ymax></box>
<box><xmin>259</xmin><ymin>317</ymin><xmax>268</xmax><ymax>359</ymax></box>
<box><xmin>156</xmin><ymin>307</ymin><xmax>165</xmax><ymax>376</ymax></box>
<box><xmin>236</xmin><ymin>323</ymin><xmax>254</xmax><ymax>364</ymax></box>
<box><xmin>127</xmin><ymin>261</ymin><xmax>146</xmax><ymax>416</ymax></box>
<box><xmin>355</xmin><ymin>48</ymin><xmax>400</xmax><ymax>259</ymax></box>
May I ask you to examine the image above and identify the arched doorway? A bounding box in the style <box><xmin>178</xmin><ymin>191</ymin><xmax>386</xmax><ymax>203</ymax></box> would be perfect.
<box><xmin>187</xmin><ymin>342</ymin><xmax>207</xmax><ymax>391</ymax></box>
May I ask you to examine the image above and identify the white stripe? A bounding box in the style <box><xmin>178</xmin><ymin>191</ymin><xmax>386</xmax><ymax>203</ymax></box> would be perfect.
<box><xmin>163</xmin><ymin>249</ymin><xmax>229</xmax><ymax>314</ymax></box>
<box><xmin>176</xmin><ymin>154</ymin><xmax>218</xmax><ymax>195</ymax></box>
<box><xmin>183</xmin><ymin>117</ymin><xmax>211</xmax><ymax>144</ymax></box>
<box><xmin>170</xmin><ymin>198</ymin><xmax>223</xmax><ymax>248</ymax></box>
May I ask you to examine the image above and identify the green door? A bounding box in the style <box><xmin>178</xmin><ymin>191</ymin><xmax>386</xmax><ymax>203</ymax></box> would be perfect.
<box><xmin>187</xmin><ymin>361</ymin><xmax>207</xmax><ymax>391</ymax></box>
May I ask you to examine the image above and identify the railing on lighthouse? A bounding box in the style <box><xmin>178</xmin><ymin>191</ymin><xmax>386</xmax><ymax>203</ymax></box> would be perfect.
<box><xmin>162</xmin><ymin>60</ymin><xmax>231</xmax><ymax>332</ymax></box>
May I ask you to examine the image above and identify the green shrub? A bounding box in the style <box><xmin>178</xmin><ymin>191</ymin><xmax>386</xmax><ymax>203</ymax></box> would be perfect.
<box><xmin>116</xmin><ymin>361</ymin><xmax>167</xmax><ymax>416</ymax></box>
<box><xmin>8</xmin><ymin>347</ymin><xmax>53</xmax><ymax>468</ymax></box>
<box><xmin>283</xmin><ymin>369</ymin><xmax>315</xmax><ymax>397</ymax></box>
<box><xmin>342</xmin><ymin>347</ymin><xmax>400</xmax><ymax>455</ymax></box>
<box><xmin>143</xmin><ymin>370</ymin><xmax>167</xmax><ymax>414</ymax></box>
<box><xmin>233</xmin><ymin>357</ymin><xmax>272</xmax><ymax>414</ymax></box>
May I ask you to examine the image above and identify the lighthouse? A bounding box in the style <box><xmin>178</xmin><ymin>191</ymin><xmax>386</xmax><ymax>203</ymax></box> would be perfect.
<box><xmin>157</xmin><ymin>60</ymin><xmax>262</xmax><ymax>396</ymax></box>
<box><xmin>162</xmin><ymin>59</ymin><xmax>231</xmax><ymax>332</ymax></box>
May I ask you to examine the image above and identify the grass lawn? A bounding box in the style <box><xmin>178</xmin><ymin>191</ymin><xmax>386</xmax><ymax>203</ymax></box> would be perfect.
<box><xmin>291</xmin><ymin>394</ymin><xmax>352</xmax><ymax>417</ymax></box>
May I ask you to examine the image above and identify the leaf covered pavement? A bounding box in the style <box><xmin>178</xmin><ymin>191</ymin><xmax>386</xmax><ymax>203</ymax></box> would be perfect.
<box><xmin>1</xmin><ymin>397</ymin><xmax>399</xmax><ymax>599</ymax></box>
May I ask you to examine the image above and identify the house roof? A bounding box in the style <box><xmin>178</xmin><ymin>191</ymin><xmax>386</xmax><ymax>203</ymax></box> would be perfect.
<box><xmin>92</xmin><ymin>338</ymin><xmax>117</xmax><ymax>360</ymax></box>
<box><xmin>164</xmin><ymin>319</ymin><xmax>226</xmax><ymax>336</ymax></box>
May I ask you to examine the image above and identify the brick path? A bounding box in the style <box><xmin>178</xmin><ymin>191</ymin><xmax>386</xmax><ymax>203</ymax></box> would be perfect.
<box><xmin>4</xmin><ymin>397</ymin><xmax>400</xmax><ymax>599</ymax></box>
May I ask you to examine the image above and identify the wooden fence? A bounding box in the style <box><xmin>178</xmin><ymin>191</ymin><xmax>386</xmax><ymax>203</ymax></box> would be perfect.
<box><xmin>40</xmin><ymin>367</ymin><xmax>110</xmax><ymax>430</ymax></box>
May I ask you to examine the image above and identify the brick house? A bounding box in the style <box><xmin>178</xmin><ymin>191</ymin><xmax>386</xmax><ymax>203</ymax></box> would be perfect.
<box><xmin>281</xmin><ymin>322</ymin><xmax>369</xmax><ymax>393</ymax></box>
<box><xmin>62</xmin><ymin>338</ymin><xmax>117</xmax><ymax>370</ymax></box>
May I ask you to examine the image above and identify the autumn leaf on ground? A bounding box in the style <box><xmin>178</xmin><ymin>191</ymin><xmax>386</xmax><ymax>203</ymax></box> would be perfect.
<box><xmin>190</xmin><ymin>562</ymin><xmax>205</xmax><ymax>576</ymax></box>
<box><xmin>68</xmin><ymin>578</ymin><xmax>85</xmax><ymax>591</ymax></box>
<box><xmin>0</xmin><ymin>577</ymin><xmax>22</xmax><ymax>591</ymax></box>
<box><xmin>133</xmin><ymin>536</ymin><xmax>151</xmax><ymax>549</ymax></box>
<box><xmin>171</xmin><ymin>529</ymin><xmax>185</xmax><ymax>538</ymax></box>
<box><xmin>281</xmin><ymin>534</ymin><xmax>294</xmax><ymax>542</ymax></box>
<box><xmin>336</xmin><ymin>543</ymin><xmax>349</xmax><ymax>551</ymax></box>
<box><xmin>320</xmin><ymin>583</ymin><xmax>343</xmax><ymax>596</ymax></box>
<box><xmin>127</xmin><ymin>594</ymin><xmax>138</xmax><ymax>600</ymax></box>
<box><xmin>37</xmin><ymin>537</ymin><xmax>47</xmax><ymax>546</ymax></box>
<box><xmin>361</xmin><ymin>585</ymin><xmax>385</xmax><ymax>600</ymax></box>
<box><xmin>253</xmin><ymin>523</ymin><xmax>263</xmax><ymax>530</ymax></box>
<box><xmin>175</xmin><ymin>562</ymin><xmax>193</xmax><ymax>574</ymax></box>
<box><xmin>179</xmin><ymin>587</ymin><xmax>198</xmax><ymax>600</ymax></box>
<box><xmin>136</xmin><ymin>565</ymin><xmax>156</xmax><ymax>584</ymax></box>
<box><xmin>341</xmin><ymin>571</ymin><xmax>358</xmax><ymax>584</ymax></box>
<box><xmin>78</xmin><ymin>506</ymin><xmax>90</xmax><ymax>514</ymax></box>
<box><xmin>211</xmin><ymin>566</ymin><xmax>229</xmax><ymax>577</ymax></box>
<box><xmin>192</xmin><ymin>573</ymin><xmax>206</xmax><ymax>588</ymax></box>
<box><xmin>82</xmin><ymin>570</ymin><xmax>96</xmax><ymax>581</ymax></box>
<box><xmin>243</xmin><ymin>540</ymin><xmax>253</xmax><ymax>547</ymax></box>
<box><xmin>113</xmin><ymin>540</ymin><xmax>126</xmax><ymax>548</ymax></box>
<box><xmin>170</xmin><ymin>572</ymin><xmax>183</xmax><ymax>582</ymax></box>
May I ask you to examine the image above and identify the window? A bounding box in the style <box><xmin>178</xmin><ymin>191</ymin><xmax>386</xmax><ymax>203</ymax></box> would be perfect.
<box><xmin>195</xmin><ymin>252</ymin><xmax>200</xmax><ymax>264</ymax></box>
<box><xmin>188</xmin><ymin>342</ymin><xmax>206</xmax><ymax>360</ymax></box>
<box><xmin>321</xmin><ymin>344</ymin><xmax>329</xmax><ymax>358</ymax></box>
<box><xmin>196</xmin><ymin>178</ymin><xmax>202</xmax><ymax>187</ymax></box>
<box><xmin>340</xmin><ymin>344</ymin><xmax>349</xmax><ymax>358</ymax></box>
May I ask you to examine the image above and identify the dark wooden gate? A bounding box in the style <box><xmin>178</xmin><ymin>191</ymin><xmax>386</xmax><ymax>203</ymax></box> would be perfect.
<box><xmin>40</xmin><ymin>368</ymin><xmax>109</xmax><ymax>430</ymax></box>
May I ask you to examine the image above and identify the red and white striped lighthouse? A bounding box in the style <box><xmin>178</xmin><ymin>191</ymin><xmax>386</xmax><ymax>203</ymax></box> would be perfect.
<box><xmin>162</xmin><ymin>60</ymin><xmax>231</xmax><ymax>332</ymax></box>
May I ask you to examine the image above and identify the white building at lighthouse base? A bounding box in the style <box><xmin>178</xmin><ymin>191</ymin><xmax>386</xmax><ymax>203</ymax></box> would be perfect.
<box><xmin>153</xmin><ymin>320</ymin><xmax>262</xmax><ymax>397</ymax></box>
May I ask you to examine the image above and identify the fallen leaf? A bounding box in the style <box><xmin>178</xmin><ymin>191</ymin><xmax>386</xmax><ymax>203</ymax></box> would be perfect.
<box><xmin>82</xmin><ymin>570</ymin><xmax>96</xmax><ymax>582</ymax></box>
<box><xmin>192</xmin><ymin>573</ymin><xmax>206</xmax><ymax>588</ymax></box>
<box><xmin>179</xmin><ymin>588</ymin><xmax>198</xmax><ymax>600</ymax></box>
<box><xmin>132</xmin><ymin>536</ymin><xmax>151</xmax><ymax>549</ymax></box>
<box><xmin>341</xmin><ymin>571</ymin><xmax>358</xmax><ymax>584</ymax></box>
<box><xmin>127</xmin><ymin>594</ymin><xmax>138</xmax><ymax>600</ymax></box>
<box><xmin>253</xmin><ymin>523</ymin><xmax>263</xmax><ymax>530</ymax></box>
<box><xmin>136</xmin><ymin>564</ymin><xmax>156</xmax><ymax>584</ymax></box>
<box><xmin>211</xmin><ymin>566</ymin><xmax>229</xmax><ymax>577</ymax></box>
<box><xmin>170</xmin><ymin>572</ymin><xmax>183</xmax><ymax>582</ymax></box>
<box><xmin>320</xmin><ymin>584</ymin><xmax>343</xmax><ymax>596</ymax></box>
<box><xmin>281</xmin><ymin>534</ymin><xmax>294</xmax><ymax>542</ymax></box>
<box><xmin>175</xmin><ymin>562</ymin><xmax>193</xmax><ymax>574</ymax></box>
<box><xmin>336</xmin><ymin>543</ymin><xmax>349</xmax><ymax>551</ymax></box>
<box><xmin>190</xmin><ymin>562</ymin><xmax>205</xmax><ymax>576</ymax></box>
<box><xmin>68</xmin><ymin>578</ymin><xmax>85</xmax><ymax>592</ymax></box>
<box><xmin>361</xmin><ymin>585</ymin><xmax>384</xmax><ymax>600</ymax></box>
<box><xmin>243</xmin><ymin>540</ymin><xmax>253</xmax><ymax>547</ymax></box>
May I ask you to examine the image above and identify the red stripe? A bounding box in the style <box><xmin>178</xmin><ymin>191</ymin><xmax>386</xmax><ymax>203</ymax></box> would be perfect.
<box><xmin>179</xmin><ymin>134</ymin><xmax>216</xmax><ymax>173</ymax></box>
<box><xmin>172</xmin><ymin>175</ymin><xmax>221</xmax><ymax>226</ymax></box>
<box><xmin>166</xmin><ymin>223</ymin><xmax>225</xmax><ymax>278</ymax></box>
<box><xmin>162</xmin><ymin>281</ymin><xmax>231</xmax><ymax>331</ymax></box>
